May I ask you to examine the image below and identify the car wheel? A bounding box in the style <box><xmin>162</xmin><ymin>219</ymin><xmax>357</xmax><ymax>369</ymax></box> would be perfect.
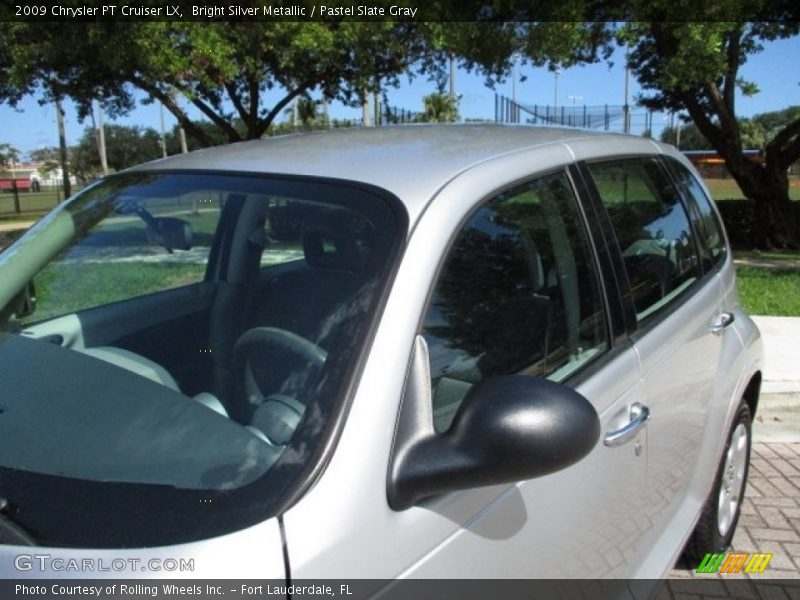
<box><xmin>685</xmin><ymin>400</ymin><xmax>751</xmax><ymax>561</ymax></box>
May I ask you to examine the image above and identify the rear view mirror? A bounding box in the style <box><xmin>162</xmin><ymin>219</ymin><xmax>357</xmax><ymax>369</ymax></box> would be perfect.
<box><xmin>145</xmin><ymin>217</ymin><xmax>193</xmax><ymax>253</ymax></box>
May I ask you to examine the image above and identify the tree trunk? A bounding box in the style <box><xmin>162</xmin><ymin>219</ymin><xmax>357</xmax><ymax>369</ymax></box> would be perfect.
<box><xmin>725</xmin><ymin>157</ymin><xmax>799</xmax><ymax>250</ymax></box>
<box><xmin>752</xmin><ymin>191</ymin><xmax>799</xmax><ymax>250</ymax></box>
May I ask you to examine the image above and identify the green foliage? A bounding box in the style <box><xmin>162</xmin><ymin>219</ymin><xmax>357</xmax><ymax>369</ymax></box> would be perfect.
<box><xmin>660</xmin><ymin>123</ymin><xmax>713</xmax><ymax>150</ymax></box>
<box><xmin>716</xmin><ymin>199</ymin><xmax>800</xmax><ymax>250</ymax></box>
<box><xmin>752</xmin><ymin>106</ymin><xmax>800</xmax><ymax>145</ymax></box>
<box><xmin>0</xmin><ymin>19</ymin><xmax>432</xmax><ymax>144</ymax></box>
<box><xmin>71</xmin><ymin>124</ymin><xmax>161</xmax><ymax>182</ymax></box>
<box><xmin>420</xmin><ymin>93</ymin><xmax>460</xmax><ymax>123</ymax></box>
<box><xmin>280</xmin><ymin>97</ymin><xmax>327</xmax><ymax>130</ymax></box>
<box><xmin>506</xmin><ymin>14</ymin><xmax>800</xmax><ymax>247</ymax></box>
<box><xmin>27</xmin><ymin>147</ymin><xmax>63</xmax><ymax>176</ymax></box>
<box><xmin>0</xmin><ymin>143</ymin><xmax>20</xmax><ymax>168</ymax></box>
<box><xmin>617</xmin><ymin>20</ymin><xmax>800</xmax><ymax>223</ymax></box>
<box><xmin>662</xmin><ymin>107</ymin><xmax>800</xmax><ymax>151</ymax></box>
<box><xmin>164</xmin><ymin>121</ymin><xmax>231</xmax><ymax>155</ymax></box>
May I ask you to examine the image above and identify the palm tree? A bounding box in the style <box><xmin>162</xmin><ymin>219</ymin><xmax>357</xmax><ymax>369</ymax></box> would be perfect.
<box><xmin>421</xmin><ymin>93</ymin><xmax>459</xmax><ymax>123</ymax></box>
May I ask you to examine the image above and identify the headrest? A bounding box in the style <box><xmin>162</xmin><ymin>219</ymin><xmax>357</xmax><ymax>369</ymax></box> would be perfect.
<box><xmin>302</xmin><ymin>210</ymin><xmax>364</xmax><ymax>272</ymax></box>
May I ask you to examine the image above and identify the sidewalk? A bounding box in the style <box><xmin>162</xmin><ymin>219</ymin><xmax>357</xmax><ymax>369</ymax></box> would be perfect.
<box><xmin>0</xmin><ymin>220</ymin><xmax>35</xmax><ymax>232</ymax></box>
<box><xmin>751</xmin><ymin>316</ymin><xmax>800</xmax><ymax>444</ymax></box>
<box><xmin>0</xmin><ymin>220</ymin><xmax>36</xmax><ymax>252</ymax></box>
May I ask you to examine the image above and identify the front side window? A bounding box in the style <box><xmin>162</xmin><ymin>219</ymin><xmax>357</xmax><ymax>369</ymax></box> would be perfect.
<box><xmin>422</xmin><ymin>172</ymin><xmax>608</xmax><ymax>432</ymax></box>
<box><xmin>587</xmin><ymin>158</ymin><xmax>701</xmax><ymax>324</ymax></box>
<box><xmin>0</xmin><ymin>172</ymin><xmax>402</xmax><ymax>548</ymax></box>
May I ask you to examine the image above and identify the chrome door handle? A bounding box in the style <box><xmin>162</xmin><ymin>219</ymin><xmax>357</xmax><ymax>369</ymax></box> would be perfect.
<box><xmin>604</xmin><ymin>403</ymin><xmax>650</xmax><ymax>447</ymax></box>
<box><xmin>710</xmin><ymin>311</ymin><xmax>735</xmax><ymax>334</ymax></box>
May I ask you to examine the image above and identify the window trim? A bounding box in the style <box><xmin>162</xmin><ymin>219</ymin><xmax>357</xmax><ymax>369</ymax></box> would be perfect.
<box><xmin>568</xmin><ymin>164</ymin><xmax>630</xmax><ymax>344</ymax></box>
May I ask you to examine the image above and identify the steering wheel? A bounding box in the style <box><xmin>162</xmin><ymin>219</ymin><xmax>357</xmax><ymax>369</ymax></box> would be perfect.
<box><xmin>231</xmin><ymin>327</ymin><xmax>327</xmax><ymax>444</ymax></box>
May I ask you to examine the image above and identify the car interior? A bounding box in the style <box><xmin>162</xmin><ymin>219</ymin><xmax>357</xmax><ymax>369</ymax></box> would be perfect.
<box><xmin>9</xmin><ymin>184</ymin><xmax>390</xmax><ymax>452</ymax></box>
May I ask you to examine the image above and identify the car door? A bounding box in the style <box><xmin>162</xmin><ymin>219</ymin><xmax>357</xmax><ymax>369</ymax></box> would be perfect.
<box><xmin>582</xmin><ymin>156</ymin><xmax>726</xmax><ymax>572</ymax></box>
<box><xmin>282</xmin><ymin>150</ymin><xmax>655</xmax><ymax>582</ymax></box>
<box><xmin>390</xmin><ymin>168</ymin><xmax>654</xmax><ymax>579</ymax></box>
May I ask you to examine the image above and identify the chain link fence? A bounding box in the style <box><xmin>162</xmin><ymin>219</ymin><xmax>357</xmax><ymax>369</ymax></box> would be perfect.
<box><xmin>494</xmin><ymin>93</ymin><xmax>662</xmax><ymax>137</ymax></box>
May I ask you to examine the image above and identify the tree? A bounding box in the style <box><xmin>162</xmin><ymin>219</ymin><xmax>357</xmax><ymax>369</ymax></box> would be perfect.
<box><xmin>420</xmin><ymin>92</ymin><xmax>460</xmax><ymax>123</ymax></box>
<box><xmin>660</xmin><ymin>123</ymin><xmax>713</xmax><ymax>150</ymax></box>
<box><xmin>28</xmin><ymin>146</ymin><xmax>64</xmax><ymax>179</ymax></box>
<box><xmin>433</xmin><ymin>13</ymin><xmax>799</xmax><ymax>249</ymax></box>
<box><xmin>752</xmin><ymin>106</ymin><xmax>800</xmax><ymax>147</ymax></box>
<box><xmin>0</xmin><ymin>143</ymin><xmax>20</xmax><ymax>174</ymax></box>
<box><xmin>0</xmin><ymin>20</ymin><xmax>431</xmax><ymax>146</ymax></box>
<box><xmin>0</xmin><ymin>143</ymin><xmax>22</xmax><ymax>212</ymax></box>
<box><xmin>617</xmin><ymin>17</ymin><xmax>800</xmax><ymax>248</ymax></box>
<box><xmin>164</xmin><ymin>121</ymin><xmax>232</xmax><ymax>155</ymax></box>
<box><xmin>71</xmin><ymin>125</ymin><xmax>161</xmax><ymax>182</ymax></box>
<box><xmin>662</xmin><ymin>108</ymin><xmax>800</xmax><ymax>152</ymax></box>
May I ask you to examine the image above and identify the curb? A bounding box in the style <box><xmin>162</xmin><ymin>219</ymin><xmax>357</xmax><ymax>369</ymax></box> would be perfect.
<box><xmin>753</xmin><ymin>392</ymin><xmax>800</xmax><ymax>443</ymax></box>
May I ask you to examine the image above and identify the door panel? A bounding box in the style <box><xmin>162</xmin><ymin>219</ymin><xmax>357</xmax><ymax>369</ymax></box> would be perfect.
<box><xmin>397</xmin><ymin>171</ymin><xmax>651</xmax><ymax>578</ymax></box>
<box><xmin>583</xmin><ymin>156</ymin><xmax>723</xmax><ymax>573</ymax></box>
<box><xmin>401</xmin><ymin>350</ymin><xmax>647</xmax><ymax>578</ymax></box>
<box><xmin>633</xmin><ymin>275</ymin><xmax>722</xmax><ymax>561</ymax></box>
<box><xmin>22</xmin><ymin>282</ymin><xmax>216</xmax><ymax>394</ymax></box>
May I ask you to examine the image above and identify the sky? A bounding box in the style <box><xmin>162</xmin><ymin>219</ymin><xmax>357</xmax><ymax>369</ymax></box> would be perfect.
<box><xmin>1</xmin><ymin>34</ymin><xmax>798</xmax><ymax>160</ymax></box>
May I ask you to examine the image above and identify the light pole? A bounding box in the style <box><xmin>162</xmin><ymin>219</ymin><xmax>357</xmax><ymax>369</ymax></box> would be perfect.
<box><xmin>95</xmin><ymin>99</ymin><xmax>108</xmax><ymax>175</ymax></box>
<box><xmin>553</xmin><ymin>69</ymin><xmax>561</xmax><ymax>124</ymax></box>
<box><xmin>449</xmin><ymin>54</ymin><xmax>456</xmax><ymax>98</ymax></box>
<box><xmin>568</xmin><ymin>95</ymin><xmax>583</xmax><ymax>127</ymax></box>
<box><xmin>511</xmin><ymin>55</ymin><xmax>519</xmax><ymax>123</ymax></box>
<box><xmin>624</xmin><ymin>48</ymin><xmax>631</xmax><ymax>134</ymax></box>
<box><xmin>159</xmin><ymin>102</ymin><xmax>167</xmax><ymax>158</ymax></box>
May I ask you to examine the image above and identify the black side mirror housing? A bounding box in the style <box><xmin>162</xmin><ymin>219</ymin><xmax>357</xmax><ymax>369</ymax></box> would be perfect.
<box><xmin>388</xmin><ymin>337</ymin><xmax>600</xmax><ymax>510</ymax></box>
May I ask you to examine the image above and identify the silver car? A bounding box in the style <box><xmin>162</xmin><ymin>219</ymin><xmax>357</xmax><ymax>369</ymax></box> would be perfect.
<box><xmin>0</xmin><ymin>125</ymin><xmax>762</xmax><ymax>580</ymax></box>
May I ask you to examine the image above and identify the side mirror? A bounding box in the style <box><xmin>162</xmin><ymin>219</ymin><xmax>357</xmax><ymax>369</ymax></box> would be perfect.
<box><xmin>388</xmin><ymin>339</ymin><xmax>600</xmax><ymax>510</ymax></box>
<box><xmin>145</xmin><ymin>217</ymin><xmax>193</xmax><ymax>252</ymax></box>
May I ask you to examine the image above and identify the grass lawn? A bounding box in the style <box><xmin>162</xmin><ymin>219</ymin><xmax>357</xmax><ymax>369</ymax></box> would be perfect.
<box><xmin>29</xmin><ymin>261</ymin><xmax>208</xmax><ymax>324</ymax></box>
<box><xmin>736</xmin><ymin>267</ymin><xmax>800</xmax><ymax>316</ymax></box>
<box><xmin>705</xmin><ymin>177</ymin><xmax>800</xmax><ymax>201</ymax></box>
<box><xmin>735</xmin><ymin>250</ymin><xmax>800</xmax><ymax>316</ymax></box>
<box><xmin>0</xmin><ymin>189</ymin><xmax>67</xmax><ymax>215</ymax></box>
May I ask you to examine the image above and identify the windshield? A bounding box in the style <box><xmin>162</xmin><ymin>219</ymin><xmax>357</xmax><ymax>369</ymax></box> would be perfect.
<box><xmin>0</xmin><ymin>172</ymin><xmax>403</xmax><ymax>548</ymax></box>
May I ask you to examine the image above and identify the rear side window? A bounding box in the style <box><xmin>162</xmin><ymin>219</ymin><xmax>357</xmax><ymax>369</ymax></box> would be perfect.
<box><xmin>668</xmin><ymin>160</ymin><xmax>727</xmax><ymax>270</ymax></box>
<box><xmin>422</xmin><ymin>171</ymin><xmax>608</xmax><ymax>432</ymax></box>
<box><xmin>587</xmin><ymin>158</ymin><xmax>701</xmax><ymax>324</ymax></box>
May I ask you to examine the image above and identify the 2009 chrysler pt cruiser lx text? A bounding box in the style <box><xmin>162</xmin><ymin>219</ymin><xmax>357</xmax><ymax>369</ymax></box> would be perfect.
<box><xmin>0</xmin><ymin>125</ymin><xmax>762</xmax><ymax>579</ymax></box>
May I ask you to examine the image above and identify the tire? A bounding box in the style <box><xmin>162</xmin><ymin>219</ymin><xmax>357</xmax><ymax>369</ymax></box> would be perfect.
<box><xmin>684</xmin><ymin>400</ymin><xmax>752</xmax><ymax>562</ymax></box>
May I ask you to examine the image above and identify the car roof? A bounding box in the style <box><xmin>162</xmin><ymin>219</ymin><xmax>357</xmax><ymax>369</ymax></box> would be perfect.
<box><xmin>129</xmin><ymin>124</ymin><xmax>670</xmax><ymax>218</ymax></box>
